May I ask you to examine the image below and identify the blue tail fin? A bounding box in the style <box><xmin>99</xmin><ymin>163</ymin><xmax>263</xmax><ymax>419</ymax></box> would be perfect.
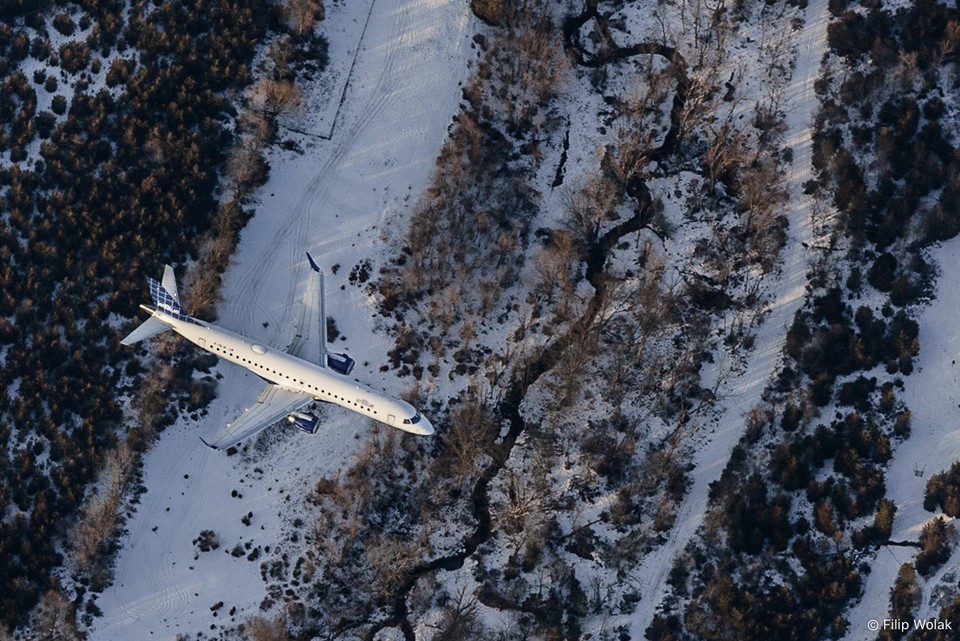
<box><xmin>148</xmin><ymin>265</ymin><xmax>182</xmax><ymax>315</ymax></box>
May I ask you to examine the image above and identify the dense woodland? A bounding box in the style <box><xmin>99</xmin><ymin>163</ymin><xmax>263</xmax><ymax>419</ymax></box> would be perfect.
<box><xmin>0</xmin><ymin>0</ymin><xmax>326</xmax><ymax>632</ymax></box>
<box><xmin>648</xmin><ymin>0</ymin><xmax>960</xmax><ymax>639</ymax></box>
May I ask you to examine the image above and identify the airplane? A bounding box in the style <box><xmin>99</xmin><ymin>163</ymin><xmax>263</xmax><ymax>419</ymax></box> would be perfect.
<box><xmin>121</xmin><ymin>253</ymin><xmax>434</xmax><ymax>450</ymax></box>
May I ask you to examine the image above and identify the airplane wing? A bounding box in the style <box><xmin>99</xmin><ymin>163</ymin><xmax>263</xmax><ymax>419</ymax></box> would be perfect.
<box><xmin>286</xmin><ymin>253</ymin><xmax>326</xmax><ymax>365</ymax></box>
<box><xmin>201</xmin><ymin>384</ymin><xmax>312</xmax><ymax>450</ymax></box>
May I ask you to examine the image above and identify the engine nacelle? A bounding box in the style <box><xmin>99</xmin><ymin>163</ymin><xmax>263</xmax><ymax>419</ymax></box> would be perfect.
<box><xmin>326</xmin><ymin>351</ymin><xmax>355</xmax><ymax>376</ymax></box>
<box><xmin>286</xmin><ymin>411</ymin><xmax>320</xmax><ymax>434</ymax></box>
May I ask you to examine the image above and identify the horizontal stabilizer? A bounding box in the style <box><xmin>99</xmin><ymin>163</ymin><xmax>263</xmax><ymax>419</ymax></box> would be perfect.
<box><xmin>121</xmin><ymin>315</ymin><xmax>171</xmax><ymax>345</ymax></box>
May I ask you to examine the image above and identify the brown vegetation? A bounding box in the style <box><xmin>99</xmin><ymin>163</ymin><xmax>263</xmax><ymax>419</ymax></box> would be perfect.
<box><xmin>471</xmin><ymin>0</ymin><xmax>504</xmax><ymax>26</ymax></box>
<box><xmin>244</xmin><ymin>612</ymin><xmax>289</xmax><ymax>641</ymax></box>
<box><xmin>284</xmin><ymin>0</ymin><xmax>323</xmax><ymax>38</ymax></box>
<box><xmin>388</xmin><ymin>0</ymin><xmax>567</xmax><ymax>322</ymax></box>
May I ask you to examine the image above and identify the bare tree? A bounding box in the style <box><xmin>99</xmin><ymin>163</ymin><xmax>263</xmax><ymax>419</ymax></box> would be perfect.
<box><xmin>284</xmin><ymin>0</ymin><xmax>323</xmax><ymax>38</ymax></box>
<box><xmin>267</xmin><ymin>35</ymin><xmax>295</xmax><ymax>81</ymax></box>
<box><xmin>739</xmin><ymin>154</ymin><xmax>787</xmax><ymax>261</ymax></box>
<box><xmin>894</xmin><ymin>50</ymin><xmax>920</xmax><ymax>91</ymax></box>
<box><xmin>703</xmin><ymin>115</ymin><xmax>748</xmax><ymax>195</ymax></box>
<box><xmin>433</xmin><ymin>586</ymin><xmax>486</xmax><ymax>641</ymax></box>
<box><xmin>938</xmin><ymin>20</ymin><xmax>960</xmax><ymax>66</ymax></box>
<box><xmin>366</xmin><ymin>535</ymin><xmax>420</xmax><ymax>598</ymax></box>
<box><xmin>32</xmin><ymin>590</ymin><xmax>81</xmax><ymax>641</ymax></box>
<box><xmin>247</xmin><ymin>78</ymin><xmax>302</xmax><ymax>120</ymax></box>
<box><xmin>758</xmin><ymin>6</ymin><xmax>793</xmax><ymax>80</ymax></box>
<box><xmin>495</xmin><ymin>2</ymin><xmax>568</xmax><ymax>133</ymax></box>
<box><xmin>71</xmin><ymin>434</ymin><xmax>141</xmax><ymax>572</ymax></box>
<box><xmin>563</xmin><ymin>174</ymin><xmax>619</xmax><ymax>246</ymax></box>
<box><xmin>434</xmin><ymin>400</ymin><xmax>495</xmax><ymax>486</ymax></box>
<box><xmin>225</xmin><ymin>135</ymin><xmax>268</xmax><ymax>198</ymax></box>
<box><xmin>532</xmin><ymin>230</ymin><xmax>580</xmax><ymax>321</ymax></box>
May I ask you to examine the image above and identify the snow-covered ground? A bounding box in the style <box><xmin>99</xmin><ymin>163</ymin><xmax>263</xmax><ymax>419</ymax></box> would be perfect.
<box><xmin>626</xmin><ymin>0</ymin><xmax>828</xmax><ymax>633</ymax></box>
<box><xmin>90</xmin><ymin>1</ymin><xmax>474</xmax><ymax>638</ymax></box>
<box><xmin>88</xmin><ymin>0</ymin><xmax>959</xmax><ymax>636</ymax></box>
<box><xmin>841</xmin><ymin>236</ymin><xmax>960</xmax><ymax>639</ymax></box>
<box><xmin>282</xmin><ymin>0</ymin><xmax>375</xmax><ymax>138</ymax></box>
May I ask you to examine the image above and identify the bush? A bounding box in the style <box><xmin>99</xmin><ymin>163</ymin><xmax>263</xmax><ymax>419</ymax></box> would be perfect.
<box><xmin>58</xmin><ymin>41</ymin><xmax>90</xmax><ymax>74</ymax></box>
<box><xmin>915</xmin><ymin>517</ymin><xmax>955</xmax><ymax>576</ymax></box>
<box><xmin>52</xmin><ymin>13</ymin><xmax>76</xmax><ymax>36</ymax></box>
<box><xmin>868</xmin><ymin>253</ymin><xmax>898</xmax><ymax>292</ymax></box>
<box><xmin>194</xmin><ymin>529</ymin><xmax>220</xmax><ymax>552</ymax></box>
<box><xmin>471</xmin><ymin>0</ymin><xmax>503</xmax><ymax>25</ymax></box>
<box><xmin>780</xmin><ymin>402</ymin><xmax>803</xmax><ymax>432</ymax></box>
<box><xmin>924</xmin><ymin>462</ymin><xmax>960</xmax><ymax>516</ymax></box>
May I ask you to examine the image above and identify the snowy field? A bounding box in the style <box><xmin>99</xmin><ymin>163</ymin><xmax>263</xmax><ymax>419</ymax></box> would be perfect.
<box><xmin>90</xmin><ymin>0</ymin><xmax>474</xmax><ymax>637</ymax></box>
<box><xmin>281</xmin><ymin>0</ymin><xmax>375</xmax><ymax>138</ymax></box>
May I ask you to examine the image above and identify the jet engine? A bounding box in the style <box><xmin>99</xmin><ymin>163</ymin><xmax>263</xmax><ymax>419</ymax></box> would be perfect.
<box><xmin>286</xmin><ymin>411</ymin><xmax>321</xmax><ymax>434</ymax></box>
<box><xmin>326</xmin><ymin>351</ymin><xmax>355</xmax><ymax>376</ymax></box>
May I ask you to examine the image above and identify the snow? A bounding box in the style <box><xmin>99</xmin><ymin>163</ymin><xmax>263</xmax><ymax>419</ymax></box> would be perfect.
<box><xmin>82</xmin><ymin>0</ymin><xmax>960</xmax><ymax>635</ymax></box>
<box><xmin>841</xmin><ymin>236</ymin><xmax>960</xmax><ymax>638</ymax></box>
<box><xmin>623</xmin><ymin>0</ymin><xmax>828</xmax><ymax>634</ymax></box>
<box><xmin>89</xmin><ymin>0</ymin><xmax>474</xmax><ymax>638</ymax></box>
<box><xmin>281</xmin><ymin>0</ymin><xmax>376</xmax><ymax>139</ymax></box>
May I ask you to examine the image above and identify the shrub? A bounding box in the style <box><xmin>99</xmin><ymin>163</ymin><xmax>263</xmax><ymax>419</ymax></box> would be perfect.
<box><xmin>52</xmin><ymin>13</ymin><xmax>76</xmax><ymax>36</ymax></box>
<box><xmin>194</xmin><ymin>529</ymin><xmax>220</xmax><ymax>552</ymax></box>
<box><xmin>868</xmin><ymin>253</ymin><xmax>898</xmax><ymax>292</ymax></box>
<box><xmin>924</xmin><ymin>462</ymin><xmax>960</xmax><ymax>516</ymax></box>
<box><xmin>471</xmin><ymin>0</ymin><xmax>503</xmax><ymax>25</ymax></box>
<box><xmin>50</xmin><ymin>95</ymin><xmax>67</xmax><ymax>115</ymax></box>
<box><xmin>915</xmin><ymin>517</ymin><xmax>955</xmax><ymax>576</ymax></box>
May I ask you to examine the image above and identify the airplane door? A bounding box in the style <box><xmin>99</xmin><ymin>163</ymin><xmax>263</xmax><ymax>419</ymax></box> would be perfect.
<box><xmin>387</xmin><ymin>414</ymin><xmax>396</xmax><ymax>425</ymax></box>
<box><xmin>199</xmin><ymin>338</ymin><xmax>206</xmax><ymax>348</ymax></box>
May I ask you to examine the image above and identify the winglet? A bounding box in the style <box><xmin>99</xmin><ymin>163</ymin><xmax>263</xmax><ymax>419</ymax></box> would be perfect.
<box><xmin>306</xmin><ymin>252</ymin><xmax>321</xmax><ymax>273</ymax></box>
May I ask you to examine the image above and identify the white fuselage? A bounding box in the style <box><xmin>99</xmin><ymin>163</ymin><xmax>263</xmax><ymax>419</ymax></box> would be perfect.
<box><xmin>152</xmin><ymin>308</ymin><xmax>433</xmax><ymax>435</ymax></box>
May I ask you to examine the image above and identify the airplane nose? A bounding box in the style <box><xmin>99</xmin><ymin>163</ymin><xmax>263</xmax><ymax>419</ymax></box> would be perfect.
<box><xmin>418</xmin><ymin>417</ymin><xmax>435</xmax><ymax>436</ymax></box>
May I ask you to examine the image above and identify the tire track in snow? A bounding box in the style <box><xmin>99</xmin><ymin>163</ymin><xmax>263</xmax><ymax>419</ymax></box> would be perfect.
<box><xmin>233</xmin><ymin>0</ymin><xmax>414</xmax><ymax>334</ymax></box>
<box><xmin>101</xmin><ymin>438</ymin><xmax>210</xmax><ymax>628</ymax></box>
<box><xmin>147</xmin><ymin>447</ymin><xmax>209</xmax><ymax>619</ymax></box>
<box><xmin>277</xmin><ymin>0</ymin><xmax>416</xmax><ymax>331</ymax></box>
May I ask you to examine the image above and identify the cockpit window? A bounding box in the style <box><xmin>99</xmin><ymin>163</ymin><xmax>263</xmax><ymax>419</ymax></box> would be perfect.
<box><xmin>403</xmin><ymin>418</ymin><xmax>410</xmax><ymax>424</ymax></box>
<box><xmin>411</xmin><ymin>412</ymin><xmax>421</xmax><ymax>424</ymax></box>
